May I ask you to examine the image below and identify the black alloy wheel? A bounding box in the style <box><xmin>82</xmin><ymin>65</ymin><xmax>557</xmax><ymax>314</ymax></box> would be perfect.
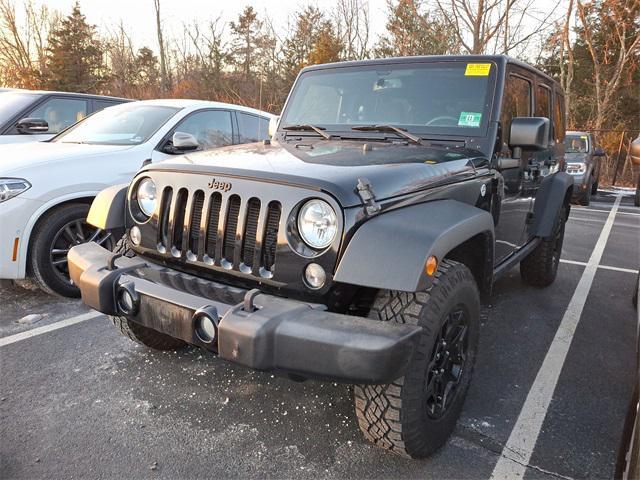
<box><xmin>425</xmin><ymin>306</ymin><xmax>469</xmax><ymax>419</ymax></box>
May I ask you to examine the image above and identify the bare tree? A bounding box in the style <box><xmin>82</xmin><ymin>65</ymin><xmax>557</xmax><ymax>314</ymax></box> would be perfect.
<box><xmin>334</xmin><ymin>0</ymin><xmax>370</xmax><ymax>60</ymax></box>
<box><xmin>153</xmin><ymin>0</ymin><xmax>170</xmax><ymax>94</ymax></box>
<box><xmin>559</xmin><ymin>0</ymin><xmax>575</xmax><ymax>125</ymax></box>
<box><xmin>432</xmin><ymin>0</ymin><xmax>560</xmax><ymax>55</ymax></box>
<box><xmin>576</xmin><ymin>0</ymin><xmax>640</xmax><ymax>131</ymax></box>
<box><xmin>0</xmin><ymin>0</ymin><xmax>57</xmax><ymax>88</ymax></box>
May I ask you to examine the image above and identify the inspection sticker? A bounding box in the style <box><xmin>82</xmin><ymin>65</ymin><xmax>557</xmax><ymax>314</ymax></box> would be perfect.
<box><xmin>458</xmin><ymin>112</ymin><xmax>482</xmax><ymax>127</ymax></box>
<box><xmin>465</xmin><ymin>63</ymin><xmax>491</xmax><ymax>76</ymax></box>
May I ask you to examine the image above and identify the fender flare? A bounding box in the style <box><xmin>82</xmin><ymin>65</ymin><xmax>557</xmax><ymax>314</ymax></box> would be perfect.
<box><xmin>529</xmin><ymin>172</ymin><xmax>573</xmax><ymax>238</ymax></box>
<box><xmin>86</xmin><ymin>184</ymin><xmax>128</xmax><ymax>230</ymax></box>
<box><xmin>333</xmin><ymin>199</ymin><xmax>495</xmax><ymax>292</ymax></box>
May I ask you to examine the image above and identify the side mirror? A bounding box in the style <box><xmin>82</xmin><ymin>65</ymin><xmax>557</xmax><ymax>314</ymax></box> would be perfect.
<box><xmin>630</xmin><ymin>136</ymin><xmax>640</xmax><ymax>166</ymax></box>
<box><xmin>509</xmin><ymin>117</ymin><xmax>550</xmax><ymax>151</ymax></box>
<box><xmin>16</xmin><ymin>117</ymin><xmax>48</xmax><ymax>134</ymax></box>
<box><xmin>593</xmin><ymin>147</ymin><xmax>605</xmax><ymax>157</ymax></box>
<box><xmin>268</xmin><ymin>115</ymin><xmax>280</xmax><ymax>137</ymax></box>
<box><xmin>172</xmin><ymin>131</ymin><xmax>199</xmax><ymax>151</ymax></box>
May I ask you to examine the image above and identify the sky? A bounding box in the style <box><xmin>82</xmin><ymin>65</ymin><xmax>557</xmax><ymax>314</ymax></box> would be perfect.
<box><xmin>28</xmin><ymin>0</ymin><xmax>566</xmax><ymax>58</ymax></box>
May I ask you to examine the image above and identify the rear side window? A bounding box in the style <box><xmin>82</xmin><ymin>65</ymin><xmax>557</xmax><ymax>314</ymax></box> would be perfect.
<box><xmin>237</xmin><ymin>112</ymin><xmax>270</xmax><ymax>142</ymax></box>
<box><xmin>27</xmin><ymin>97</ymin><xmax>88</xmax><ymax>134</ymax></box>
<box><xmin>554</xmin><ymin>93</ymin><xmax>565</xmax><ymax>142</ymax></box>
<box><xmin>94</xmin><ymin>100</ymin><xmax>122</xmax><ymax>112</ymax></box>
<box><xmin>500</xmin><ymin>74</ymin><xmax>531</xmax><ymax>145</ymax></box>
<box><xmin>535</xmin><ymin>85</ymin><xmax>551</xmax><ymax>119</ymax></box>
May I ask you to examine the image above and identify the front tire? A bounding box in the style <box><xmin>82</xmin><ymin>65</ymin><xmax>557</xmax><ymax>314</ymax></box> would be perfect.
<box><xmin>353</xmin><ymin>259</ymin><xmax>480</xmax><ymax>458</ymax></box>
<box><xmin>29</xmin><ymin>203</ymin><xmax>114</xmax><ymax>297</ymax></box>
<box><xmin>520</xmin><ymin>205</ymin><xmax>567</xmax><ymax>287</ymax></box>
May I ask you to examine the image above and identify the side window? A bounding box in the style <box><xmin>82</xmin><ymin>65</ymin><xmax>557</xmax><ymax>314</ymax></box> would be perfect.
<box><xmin>94</xmin><ymin>100</ymin><xmax>121</xmax><ymax>112</ymax></box>
<box><xmin>27</xmin><ymin>97</ymin><xmax>88</xmax><ymax>134</ymax></box>
<box><xmin>500</xmin><ymin>74</ymin><xmax>531</xmax><ymax>145</ymax></box>
<box><xmin>535</xmin><ymin>85</ymin><xmax>551</xmax><ymax>119</ymax></box>
<box><xmin>237</xmin><ymin>112</ymin><xmax>270</xmax><ymax>142</ymax></box>
<box><xmin>554</xmin><ymin>93</ymin><xmax>565</xmax><ymax>142</ymax></box>
<box><xmin>173</xmin><ymin>110</ymin><xmax>233</xmax><ymax>150</ymax></box>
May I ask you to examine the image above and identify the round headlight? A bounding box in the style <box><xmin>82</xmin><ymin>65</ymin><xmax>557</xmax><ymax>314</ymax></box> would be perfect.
<box><xmin>136</xmin><ymin>178</ymin><xmax>157</xmax><ymax>217</ymax></box>
<box><xmin>297</xmin><ymin>199</ymin><xmax>338</xmax><ymax>250</ymax></box>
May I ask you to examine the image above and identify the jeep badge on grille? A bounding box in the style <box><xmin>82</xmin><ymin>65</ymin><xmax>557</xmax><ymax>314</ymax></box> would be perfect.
<box><xmin>207</xmin><ymin>178</ymin><xmax>232</xmax><ymax>192</ymax></box>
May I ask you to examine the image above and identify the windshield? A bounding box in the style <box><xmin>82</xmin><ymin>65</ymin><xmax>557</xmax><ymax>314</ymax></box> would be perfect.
<box><xmin>53</xmin><ymin>103</ymin><xmax>180</xmax><ymax>145</ymax></box>
<box><xmin>0</xmin><ymin>92</ymin><xmax>38</xmax><ymax>125</ymax></box>
<box><xmin>280</xmin><ymin>62</ymin><xmax>495</xmax><ymax>136</ymax></box>
<box><xmin>565</xmin><ymin>134</ymin><xmax>589</xmax><ymax>153</ymax></box>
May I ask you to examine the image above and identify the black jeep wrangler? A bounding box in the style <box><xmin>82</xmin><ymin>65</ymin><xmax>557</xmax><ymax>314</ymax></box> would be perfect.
<box><xmin>69</xmin><ymin>55</ymin><xmax>573</xmax><ymax>458</ymax></box>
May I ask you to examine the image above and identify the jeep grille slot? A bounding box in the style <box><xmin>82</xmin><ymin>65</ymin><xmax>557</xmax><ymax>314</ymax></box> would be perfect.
<box><xmin>241</xmin><ymin>198</ymin><xmax>261</xmax><ymax>268</ymax></box>
<box><xmin>171</xmin><ymin>189</ymin><xmax>188</xmax><ymax>254</ymax></box>
<box><xmin>223</xmin><ymin>195</ymin><xmax>241</xmax><ymax>263</ymax></box>
<box><xmin>159</xmin><ymin>187</ymin><xmax>173</xmax><ymax>250</ymax></box>
<box><xmin>188</xmin><ymin>191</ymin><xmax>204</xmax><ymax>255</ymax></box>
<box><xmin>262</xmin><ymin>202</ymin><xmax>281</xmax><ymax>270</ymax></box>
<box><xmin>156</xmin><ymin>187</ymin><xmax>281</xmax><ymax>278</ymax></box>
<box><xmin>205</xmin><ymin>193</ymin><xmax>222</xmax><ymax>258</ymax></box>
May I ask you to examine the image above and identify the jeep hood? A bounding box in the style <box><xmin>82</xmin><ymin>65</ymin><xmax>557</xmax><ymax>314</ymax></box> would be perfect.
<box><xmin>145</xmin><ymin>140</ymin><xmax>483</xmax><ymax>207</ymax></box>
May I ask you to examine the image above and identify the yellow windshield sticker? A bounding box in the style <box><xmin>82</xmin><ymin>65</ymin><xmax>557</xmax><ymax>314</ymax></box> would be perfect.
<box><xmin>465</xmin><ymin>63</ymin><xmax>491</xmax><ymax>76</ymax></box>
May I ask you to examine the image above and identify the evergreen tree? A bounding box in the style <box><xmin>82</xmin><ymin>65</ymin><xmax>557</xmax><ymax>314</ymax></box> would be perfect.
<box><xmin>43</xmin><ymin>2</ymin><xmax>104</xmax><ymax>92</ymax></box>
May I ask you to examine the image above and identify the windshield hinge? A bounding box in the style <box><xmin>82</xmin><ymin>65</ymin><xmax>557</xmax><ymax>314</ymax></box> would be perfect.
<box><xmin>356</xmin><ymin>178</ymin><xmax>381</xmax><ymax>216</ymax></box>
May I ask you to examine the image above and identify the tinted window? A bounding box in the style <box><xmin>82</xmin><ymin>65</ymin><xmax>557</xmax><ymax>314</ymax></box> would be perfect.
<box><xmin>565</xmin><ymin>134</ymin><xmax>589</xmax><ymax>153</ymax></box>
<box><xmin>0</xmin><ymin>92</ymin><xmax>38</xmax><ymax>127</ymax></box>
<box><xmin>94</xmin><ymin>100</ymin><xmax>122</xmax><ymax>112</ymax></box>
<box><xmin>281</xmin><ymin>62</ymin><xmax>494</xmax><ymax>133</ymax></box>
<box><xmin>28</xmin><ymin>97</ymin><xmax>88</xmax><ymax>133</ymax></box>
<box><xmin>54</xmin><ymin>104</ymin><xmax>179</xmax><ymax>145</ymax></box>
<box><xmin>500</xmin><ymin>74</ymin><xmax>531</xmax><ymax>145</ymax></box>
<box><xmin>174</xmin><ymin>110</ymin><xmax>233</xmax><ymax>149</ymax></box>
<box><xmin>238</xmin><ymin>112</ymin><xmax>269</xmax><ymax>142</ymax></box>
<box><xmin>554</xmin><ymin>93</ymin><xmax>565</xmax><ymax>142</ymax></box>
<box><xmin>535</xmin><ymin>85</ymin><xmax>551</xmax><ymax>118</ymax></box>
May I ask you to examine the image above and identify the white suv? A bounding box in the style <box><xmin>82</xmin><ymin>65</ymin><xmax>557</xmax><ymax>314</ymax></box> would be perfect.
<box><xmin>0</xmin><ymin>99</ymin><xmax>273</xmax><ymax>296</ymax></box>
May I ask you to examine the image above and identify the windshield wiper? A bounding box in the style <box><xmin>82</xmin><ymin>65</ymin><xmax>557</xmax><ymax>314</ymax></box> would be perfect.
<box><xmin>282</xmin><ymin>124</ymin><xmax>332</xmax><ymax>140</ymax></box>
<box><xmin>351</xmin><ymin>124</ymin><xmax>426</xmax><ymax>146</ymax></box>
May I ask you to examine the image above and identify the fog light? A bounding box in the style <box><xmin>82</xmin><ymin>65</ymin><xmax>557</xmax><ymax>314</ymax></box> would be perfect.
<box><xmin>193</xmin><ymin>306</ymin><xmax>220</xmax><ymax>344</ymax></box>
<box><xmin>130</xmin><ymin>226</ymin><xmax>142</xmax><ymax>245</ymax></box>
<box><xmin>304</xmin><ymin>263</ymin><xmax>326</xmax><ymax>289</ymax></box>
<box><xmin>117</xmin><ymin>282</ymin><xmax>139</xmax><ymax>315</ymax></box>
<box><xmin>195</xmin><ymin>316</ymin><xmax>217</xmax><ymax>343</ymax></box>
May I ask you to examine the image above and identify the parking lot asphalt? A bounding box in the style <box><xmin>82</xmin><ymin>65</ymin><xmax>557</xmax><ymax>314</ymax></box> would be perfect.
<box><xmin>1</xmin><ymin>190</ymin><xmax>638</xmax><ymax>479</ymax></box>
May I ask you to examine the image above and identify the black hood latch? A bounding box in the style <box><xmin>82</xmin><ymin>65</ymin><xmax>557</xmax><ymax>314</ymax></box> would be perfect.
<box><xmin>356</xmin><ymin>178</ymin><xmax>381</xmax><ymax>216</ymax></box>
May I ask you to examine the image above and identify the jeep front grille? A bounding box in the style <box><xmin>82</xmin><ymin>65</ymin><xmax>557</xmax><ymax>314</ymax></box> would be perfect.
<box><xmin>157</xmin><ymin>188</ymin><xmax>281</xmax><ymax>277</ymax></box>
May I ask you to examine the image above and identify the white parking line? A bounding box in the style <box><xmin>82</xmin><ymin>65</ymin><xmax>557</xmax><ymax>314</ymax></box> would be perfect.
<box><xmin>560</xmin><ymin>258</ymin><xmax>639</xmax><ymax>274</ymax></box>
<box><xmin>0</xmin><ymin>311</ymin><xmax>103</xmax><ymax>347</ymax></box>
<box><xmin>490</xmin><ymin>194</ymin><xmax>622</xmax><ymax>479</ymax></box>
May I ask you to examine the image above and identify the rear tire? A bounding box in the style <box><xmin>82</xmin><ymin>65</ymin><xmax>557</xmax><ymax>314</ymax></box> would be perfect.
<box><xmin>579</xmin><ymin>180</ymin><xmax>592</xmax><ymax>206</ymax></box>
<box><xmin>520</xmin><ymin>205</ymin><xmax>567</xmax><ymax>287</ymax></box>
<box><xmin>353</xmin><ymin>259</ymin><xmax>480</xmax><ymax>458</ymax></box>
<box><xmin>110</xmin><ymin>315</ymin><xmax>187</xmax><ymax>350</ymax></box>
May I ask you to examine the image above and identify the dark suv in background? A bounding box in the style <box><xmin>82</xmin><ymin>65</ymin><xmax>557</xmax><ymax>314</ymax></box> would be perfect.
<box><xmin>0</xmin><ymin>90</ymin><xmax>131</xmax><ymax>144</ymax></box>
<box><xmin>564</xmin><ymin>131</ymin><xmax>605</xmax><ymax>206</ymax></box>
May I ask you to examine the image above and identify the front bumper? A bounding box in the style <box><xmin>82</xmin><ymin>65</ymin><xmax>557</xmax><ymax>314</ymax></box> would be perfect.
<box><xmin>68</xmin><ymin>242</ymin><xmax>422</xmax><ymax>384</ymax></box>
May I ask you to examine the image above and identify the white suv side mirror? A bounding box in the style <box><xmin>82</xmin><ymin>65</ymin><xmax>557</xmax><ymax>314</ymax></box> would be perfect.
<box><xmin>172</xmin><ymin>131</ymin><xmax>199</xmax><ymax>151</ymax></box>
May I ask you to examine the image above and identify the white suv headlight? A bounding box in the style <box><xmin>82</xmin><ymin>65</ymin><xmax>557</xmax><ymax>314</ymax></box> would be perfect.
<box><xmin>136</xmin><ymin>177</ymin><xmax>157</xmax><ymax>217</ymax></box>
<box><xmin>0</xmin><ymin>178</ymin><xmax>31</xmax><ymax>202</ymax></box>
<box><xmin>297</xmin><ymin>199</ymin><xmax>338</xmax><ymax>249</ymax></box>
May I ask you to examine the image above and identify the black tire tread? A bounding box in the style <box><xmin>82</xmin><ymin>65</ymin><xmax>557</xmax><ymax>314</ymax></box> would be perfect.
<box><xmin>353</xmin><ymin>259</ymin><xmax>478</xmax><ymax>458</ymax></box>
<box><xmin>110</xmin><ymin>315</ymin><xmax>186</xmax><ymax>350</ymax></box>
<box><xmin>29</xmin><ymin>203</ymin><xmax>90</xmax><ymax>297</ymax></box>
<box><xmin>520</xmin><ymin>206</ymin><xmax>566</xmax><ymax>287</ymax></box>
